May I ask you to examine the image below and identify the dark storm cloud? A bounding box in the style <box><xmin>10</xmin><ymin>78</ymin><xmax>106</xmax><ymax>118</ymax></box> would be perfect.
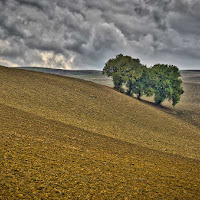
<box><xmin>0</xmin><ymin>0</ymin><xmax>199</xmax><ymax>69</ymax></box>
<box><xmin>15</xmin><ymin>0</ymin><xmax>45</xmax><ymax>11</ymax></box>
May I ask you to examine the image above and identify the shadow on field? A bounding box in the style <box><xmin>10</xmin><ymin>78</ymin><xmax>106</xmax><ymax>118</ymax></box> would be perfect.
<box><xmin>134</xmin><ymin>98</ymin><xmax>177</xmax><ymax>114</ymax></box>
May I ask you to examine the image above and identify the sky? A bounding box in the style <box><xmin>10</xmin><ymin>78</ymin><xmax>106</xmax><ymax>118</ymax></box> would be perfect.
<box><xmin>0</xmin><ymin>0</ymin><xmax>200</xmax><ymax>70</ymax></box>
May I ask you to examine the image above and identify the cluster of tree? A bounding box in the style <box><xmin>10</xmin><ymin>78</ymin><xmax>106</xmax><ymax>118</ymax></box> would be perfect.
<box><xmin>103</xmin><ymin>54</ymin><xmax>184</xmax><ymax>107</ymax></box>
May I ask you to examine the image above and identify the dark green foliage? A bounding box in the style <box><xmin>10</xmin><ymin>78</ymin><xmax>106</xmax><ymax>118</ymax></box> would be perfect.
<box><xmin>103</xmin><ymin>54</ymin><xmax>147</xmax><ymax>98</ymax></box>
<box><xmin>103</xmin><ymin>54</ymin><xmax>132</xmax><ymax>91</ymax></box>
<box><xmin>127</xmin><ymin>67</ymin><xmax>154</xmax><ymax>99</ymax></box>
<box><xmin>112</xmin><ymin>72</ymin><xmax>123</xmax><ymax>92</ymax></box>
<box><xmin>151</xmin><ymin>64</ymin><xmax>184</xmax><ymax>106</ymax></box>
<box><xmin>103</xmin><ymin>55</ymin><xmax>184</xmax><ymax>106</ymax></box>
<box><xmin>123</xmin><ymin>59</ymin><xmax>144</xmax><ymax>98</ymax></box>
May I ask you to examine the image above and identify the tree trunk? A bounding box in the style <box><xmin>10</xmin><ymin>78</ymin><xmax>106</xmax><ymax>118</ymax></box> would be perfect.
<box><xmin>126</xmin><ymin>90</ymin><xmax>131</xmax><ymax>96</ymax></box>
<box><xmin>155</xmin><ymin>100</ymin><xmax>162</xmax><ymax>105</ymax></box>
<box><xmin>137</xmin><ymin>91</ymin><xmax>141</xmax><ymax>100</ymax></box>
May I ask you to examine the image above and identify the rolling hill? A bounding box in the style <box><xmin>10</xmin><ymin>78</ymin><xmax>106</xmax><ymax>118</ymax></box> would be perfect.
<box><xmin>0</xmin><ymin>66</ymin><xmax>200</xmax><ymax>199</ymax></box>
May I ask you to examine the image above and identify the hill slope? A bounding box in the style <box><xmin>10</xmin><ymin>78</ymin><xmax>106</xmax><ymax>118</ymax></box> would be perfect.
<box><xmin>0</xmin><ymin>66</ymin><xmax>200</xmax><ymax>199</ymax></box>
<box><xmin>1</xmin><ymin>66</ymin><xmax>199</xmax><ymax>159</ymax></box>
<box><xmin>18</xmin><ymin>67</ymin><xmax>200</xmax><ymax>128</ymax></box>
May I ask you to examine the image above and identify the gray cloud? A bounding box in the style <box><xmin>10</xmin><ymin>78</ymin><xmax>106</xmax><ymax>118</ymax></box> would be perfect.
<box><xmin>15</xmin><ymin>0</ymin><xmax>45</xmax><ymax>11</ymax></box>
<box><xmin>0</xmin><ymin>0</ymin><xmax>199</xmax><ymax>69</ymax></box>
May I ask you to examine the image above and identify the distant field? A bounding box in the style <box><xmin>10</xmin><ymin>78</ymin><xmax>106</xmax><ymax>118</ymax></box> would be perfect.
<box><xmin>19</xmin><ymin>67</ymin><xmax>114</xmax><ymax>87</ymax></box>
<box><xmin>181</xmin><ymin>70</ymin><xmax>200</xmax><ymax>83</ymax></box>
<box><xmin>19</xmin><ymin>67</ymin><xmax>200</xmax><ymax>84</ymax></box>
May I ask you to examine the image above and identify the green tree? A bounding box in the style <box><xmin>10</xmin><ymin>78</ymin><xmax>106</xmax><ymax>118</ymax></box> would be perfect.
<box><xmin>122</xmin><ymin>58</ymin><xmax>144</xmax><ymax>98</ymax></box>
<box><xmin>103</xmin><ymin>54</ymin><xmax>147</xmax><ymax>98</ymax></box>
<box><xmin>103</xmin><ymin>55</ymin><xmax>183</xmax><ymax>107</ymax></box>
<box><xmin>125</xmin><ymin>65</ymin><xmax>154</xmax><ymax>99</ymax></box>
<box><xmin>151</xmin><ymin>64</ymin><xmax>184</xmax><ymax>106</ymax></box>
<box><xmin>103</xmin><ymin>54</ymin><xmax>133</xmax><ymax>92</ymax></box>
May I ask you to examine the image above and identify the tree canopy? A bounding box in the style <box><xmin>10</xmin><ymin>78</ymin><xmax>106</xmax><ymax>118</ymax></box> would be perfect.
<box><xmin>150</xmin><ymin>64</ymin><xmax>184</xmax><ymax>106</ymax></box>
<box><xmin>103</xmin><ymin>54</ymin><xmax>184</xmax><ymax>106</ymax></box>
